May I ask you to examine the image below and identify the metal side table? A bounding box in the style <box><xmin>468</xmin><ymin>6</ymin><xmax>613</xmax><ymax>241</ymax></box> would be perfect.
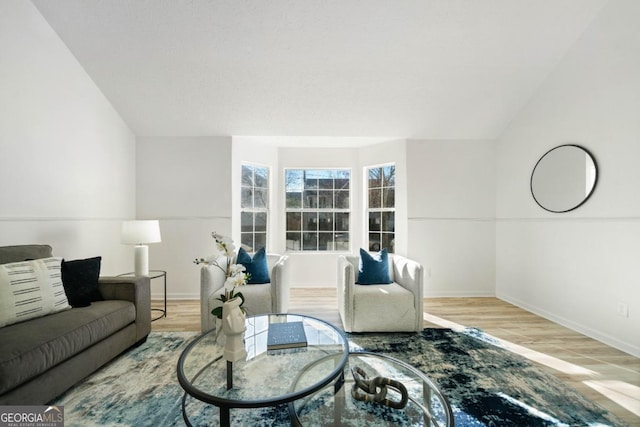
<box><xmin>117</xmin><ymin>270</ymin><xmax>167</xmax><ymax>321</ymax></box>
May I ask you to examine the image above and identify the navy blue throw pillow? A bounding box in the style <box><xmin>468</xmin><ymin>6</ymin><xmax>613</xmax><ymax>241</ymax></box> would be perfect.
<box><xmin>61</xmin><ymin>256</ymin><xmax>104</xmax><ymax>307</ymax></box>
<box><xmin>357</xmin><ymin>248</ymin><xmax>392</xmax><ymax>285</ymax></box>
<box><xmin>237</xmin><ymin>247</ymin><xmax>270</xmax><ymax>284</ymax></box>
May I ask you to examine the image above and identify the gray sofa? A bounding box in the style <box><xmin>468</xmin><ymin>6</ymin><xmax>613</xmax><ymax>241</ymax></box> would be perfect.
<box><xmin>0</xmin><ymin>245</ymin><xmax>151</xmax><ymax>404</ymax></box>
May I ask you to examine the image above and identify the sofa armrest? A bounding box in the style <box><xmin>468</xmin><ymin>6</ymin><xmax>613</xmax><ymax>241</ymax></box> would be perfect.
<box><xmin>99</xmin><ymin>276</ymin><xmax>151</xmax><ymax>342</ymax></box>
<box><xmin>270</xmin><ymin>255</ymin><xmax>290</xmax><ymax>313</ymax></box>
<box><xmin>389</xmin><ymin>254</ymin><xmax>424</xmax><ymax>331</ymax></box>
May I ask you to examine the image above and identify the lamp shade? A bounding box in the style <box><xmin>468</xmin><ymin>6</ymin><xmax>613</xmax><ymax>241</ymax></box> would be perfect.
<box><xmin>121</xmin><ymin>220</ymin><xmax>161</xmax><ymax>245</ymax></box>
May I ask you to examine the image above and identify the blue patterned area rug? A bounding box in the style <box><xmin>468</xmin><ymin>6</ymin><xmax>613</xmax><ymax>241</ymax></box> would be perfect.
<box><xmin>52</xmin><ymin>329</ymin><xmax>624</xmax><ymax>426</ymax></box>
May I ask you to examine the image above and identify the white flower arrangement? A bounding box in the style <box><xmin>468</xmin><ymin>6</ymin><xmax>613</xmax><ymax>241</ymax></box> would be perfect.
<box><xmin>194</xmin><ymin>232</ymin><xmax>250</xmax><ymax>318</ymax></box>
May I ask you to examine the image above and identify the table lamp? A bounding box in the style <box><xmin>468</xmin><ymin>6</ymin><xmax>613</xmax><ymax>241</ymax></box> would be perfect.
<box><xmin>121</xmin><ymin>220</ymin><xmax>161</xmax><ymax>276</ymax></box>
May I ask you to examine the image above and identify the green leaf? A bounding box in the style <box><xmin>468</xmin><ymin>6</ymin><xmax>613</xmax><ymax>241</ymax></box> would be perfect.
<box><xmin>236</xmin><ymin>292</ymin><xmax>245</xmax><ymax>307</ymax></box>
<box><xmin>211</xmin><ymin>306</ymin><xmax>223</xmax><ymax>319</ymax></box>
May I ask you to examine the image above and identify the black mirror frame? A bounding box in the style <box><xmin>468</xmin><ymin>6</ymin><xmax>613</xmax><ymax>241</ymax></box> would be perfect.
<box><xmin>530</xmin><ymin>144</ymin><xmax>598</xmax><ymax>213</ymax></box>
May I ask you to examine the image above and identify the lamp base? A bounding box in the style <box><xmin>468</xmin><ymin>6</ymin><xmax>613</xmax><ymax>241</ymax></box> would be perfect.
<box><xmin>134</xmin><ymin>245</ymin><xmax>149</xmax><ymax>276</ymax></box>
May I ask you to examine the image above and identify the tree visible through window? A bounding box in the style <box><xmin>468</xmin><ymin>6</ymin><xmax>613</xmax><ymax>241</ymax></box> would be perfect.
<box><xmin>367</xmin><ymin>164</ymin><xmax>395</xmax><ymax>253</ymax></box>
<box><xmin>240</xmin><ymin>164</ymin><xmax>268</xmax><ymax>252</ymax></box>
<box><xmin>285</xmin><ymin>169</ymin><xmax>350</xmax><ymax>251</ymax></box>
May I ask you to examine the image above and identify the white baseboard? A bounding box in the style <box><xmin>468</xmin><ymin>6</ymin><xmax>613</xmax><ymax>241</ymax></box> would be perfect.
<box><xmin>155</xmin><ymin>293</ymin><xmax>199</xmax><ymax>300</ymax></box>
<box><xmin>424</xmin><ymin>290</ymin><xmax>495</xmax><ymax>298</ymax></box>
<box><xmin>159</xmin><ymin>288</ymin><xmax>496</xmax><ymax>300</ymax></box>
<box><xmin>497</xmin><ymin>292</ymin><xmax>640</xmax><ymax>358</ymax></box>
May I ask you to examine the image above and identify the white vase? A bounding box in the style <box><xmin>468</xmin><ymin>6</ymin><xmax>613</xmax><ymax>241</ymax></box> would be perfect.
<box><xmin>222</xmin><ymin>297</ymin><xmax>247</xmax><ymax>362</ymax></box>
<box><xmin>214</xmin><ymin>317</ymin><xmax>226</xmax><ymax>345</ymax></box>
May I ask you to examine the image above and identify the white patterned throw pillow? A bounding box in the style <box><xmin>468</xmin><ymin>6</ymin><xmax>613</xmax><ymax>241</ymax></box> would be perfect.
<box><xmin>0</xmin><ymin>257</ymin><xmax>70</xmax><ymax>327</ymax></box>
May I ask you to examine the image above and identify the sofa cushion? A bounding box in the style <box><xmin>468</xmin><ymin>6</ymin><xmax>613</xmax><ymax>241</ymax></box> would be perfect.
<box><xmin>0</xmin><ymin>300</ymin><xmax>135</xmax><ymax>395</ymax></box>
<box><xmin>62</xmin><ymin>257</ymin><xmax>104</xmax><ymax>307</ymax></box>
<box><xmin>0</xmin><ymin>257</ymin><xmax>70</xmax><ymax>327</ymax></box>
<box><xmin>352</xmin><ymin>282</ymin><xmax>416</xmax><ymax>332</ymax></box>
<box><xmin>0</xmin><ymin>245</ymin><xmax>53</xmax><ymax>265</ymax></box>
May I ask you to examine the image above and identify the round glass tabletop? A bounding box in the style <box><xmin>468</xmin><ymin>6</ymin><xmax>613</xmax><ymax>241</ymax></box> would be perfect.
<box><xmin>177</xmin><ymin>313</ymin><xmax>349</xmax><ymax>424</ymax></box>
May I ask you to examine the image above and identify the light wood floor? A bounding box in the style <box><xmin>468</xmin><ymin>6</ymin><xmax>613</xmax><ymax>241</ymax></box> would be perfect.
<box><xmin>152</xmin><ymin>289</ymin><xmax>640</xmax><ymax>425</ymax></box>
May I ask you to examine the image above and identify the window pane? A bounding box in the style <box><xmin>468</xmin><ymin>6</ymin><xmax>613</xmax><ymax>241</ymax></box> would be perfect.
<box><xmin>306</xmin><ymin>169</ymin><xmax>334</xmax><ymax>180</ymax></box>
<box><xmin>383</xmin><ymin>165</ymin><xmax>395</xmax><ymax>187</ymax></box>
<box><xmin>382</xmin><ymin>212</ymin><xmax>395</xmax><ymax>232</ymax></box>
<box><xmin>335</xmin><ymin>233</ymin><xmax>349</xmax><ymax>250</ymax></box>
<box><xmin>383</xmin><ymin>188</ymin><xmax>395</xmax><ymax>208</ymax></box>
<box><xmin>255</xmin><ymin>212</ymin><xmax>267</xmax><ymax>232</ymax></box>
<box><xmin>369</xmin><ymin>167</ymin><xmax>382</xmax><ymax>188</ymax></box>
<box><xmin>241</xmin><ymin>212</ymin><xmax>253</xmax><ymax>233</ymax></box>
<box><xmin>255</xmin><ymin>167</ymin><xmax>268</xmax><ymax>188</ymax></box>
<box><xmin>286</xmin><ymin>170</ymin><xmax>303</xmax><ymax>192</ymax></box>
<box><xmin>318</xmin><ymin>233</ymin><xmax>333</xmax><ymax>250</ymax></box>
<box><xmin>335</xmin><ymin>191</ymin><xmax>349</xmax><ymax>209</ymax></box>
<box><xmin>254</xmin><ymin>188</ymin><xmax>268</xmax><ymax>208</ymax></box>
<box><xmin>303</xmin><ymin>212</ymin><xmax>317</xmax><ymax>231</ymax></box>
<box><xmin>318</xmin><ymin>190</ymin><xmax>333</xmax><ymax>209</ymax></box>
<box><xmin>286</xmin><ymin>212</ymin><xmax>301</xmax><ymax>231</ymax></box>
<box><xmin>241</xmin><ymin>165</ymin><xmax>254</xmax><ymax>187</ymax></box>
<box><xmin>286</xmin><ymin>190</ymin><xmax>302</xmax><ymax>208</ymax></box>
<box><xmin>303</xmin><ymin>232</ymin><xmax>317</xmax><ymax>250</ymax></box>
<box><xmin>304</xmin><ymin>190</ymin><xmax>318</xmax><ymax>208</ymax></box>
<box><xmin>319</xmin><ymin>178</ymin><xmax>333</xmax><ymax>189</ymax></box>
<box><xmin>369</xmin><ymin>212</ymin><xmax>381</xmax><ymax>231</ymax></box>
<box><xmin>286</xmin><ymin>232</ymin><xmax>301</xmax><ymax>250</ymax></box>
<box><xmin>304</xmin><ymin>178</ymin><xmax>318</xmax><ymax>190</ymax></box>
<box><xmin>335</xmin><ymin>169</ymin><xmax>350</xmax><ymax>180</ymax></box>
<box><xmin>335</xmin><ymin>178</ymin><xmax>349</xmax><ymax>190</ymax></box>
<box><xmin>319</xmin><ymin>212</ymin><xmax>333</xmax><ymax>231</ymax></box>
<box><xmin>254</xmin><ymin>233</ymin><xmax>266</xmax><ymax>251</ymax></box>
<box><xmin>368</xmin><ymin>234</ymin><xmax>381</xmax><ymax>252</ymax></box>
<box><xmin>241</xmin><ymin>233</ymin><xmax>253</xmax><ymax>251</ymax></box>
<box><xmin>335</xmin><ymin>213</ymin><xmax>349</xmax><ymax>231</ymax></box>
<box><xmin>241</xmin><ymin>188</ymin><xmax>253</xmax><ymax>208</ymax></box>
<box><xmin>369</xmin><ymin>189</ymin><xmax>381</xmax><ymax>208</ymax></box>
<box><xmin>382</xmin><ymin>233</ymin><xmax>395</xmax><ymax>253</ymax></box>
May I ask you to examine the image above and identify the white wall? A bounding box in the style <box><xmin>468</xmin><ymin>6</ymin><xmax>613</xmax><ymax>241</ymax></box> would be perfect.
<box><xmin>0</xmin><ymin>1</ymin><xmax>135</xmax><ymax>273</ymax></box>
<box><xmin>407</xmin><ymin>140</ymin><xmax>496</xmax><ymax>297</ymax></box>
<box><xmin>496</xmin><ymin>0</ymin><xmax>640</xmax><ymax>356</ymax></box>
<box><xmin>136</xmin><ymin>136</ymin><xmax>232</xmax><ymax>298</ymax></box>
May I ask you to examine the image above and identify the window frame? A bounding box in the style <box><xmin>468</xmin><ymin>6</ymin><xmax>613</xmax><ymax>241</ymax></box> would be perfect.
<box><xmin>284</xmin><ymin>168</ymin><xmax>351</xmax><ymax>253</ymax></box>
<box><xmin>240</xmin><ymin>162</ymin><xmax>270</xmax><ymax>252</ymax></box>
<box><xmin>366</xmin><ymin>163</ymin><xmax>396</xmax><ymax>253</ymax></box>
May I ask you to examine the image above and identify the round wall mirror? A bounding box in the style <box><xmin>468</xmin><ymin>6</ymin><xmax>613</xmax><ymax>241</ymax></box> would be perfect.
<box><xmin>530</xmin><ymin>144</ymin><xmax>598</xmax><ymax>213</ymax></box>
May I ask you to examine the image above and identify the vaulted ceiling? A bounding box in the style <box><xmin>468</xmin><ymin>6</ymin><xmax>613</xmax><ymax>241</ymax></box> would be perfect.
<box><xmin>32</xmin><ymin>0</ymin><xmax>607</xmax><ymax>139</ymax></box>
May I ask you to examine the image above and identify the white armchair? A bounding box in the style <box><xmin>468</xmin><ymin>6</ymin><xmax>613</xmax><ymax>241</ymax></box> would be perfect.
<box><xmin>337</xmin><ymin>253</ymin><xmax>424</xmax><ymax>333</ymax></box>
<box><xmin>201</xmin><ymin>253</ymin><xmax>290</xmax><ymax>332</ymax></box>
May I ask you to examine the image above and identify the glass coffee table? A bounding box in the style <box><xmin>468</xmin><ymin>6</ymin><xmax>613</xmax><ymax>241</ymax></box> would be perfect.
<box><xmin>289</xmin><ymin>352</ymin><xmax>455</xmax><ymax>426</ymax></box>
<box><xmin>177</xmin><ymin>314</ymin><xmax>349</xmax><ymax>426</ymax></box>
